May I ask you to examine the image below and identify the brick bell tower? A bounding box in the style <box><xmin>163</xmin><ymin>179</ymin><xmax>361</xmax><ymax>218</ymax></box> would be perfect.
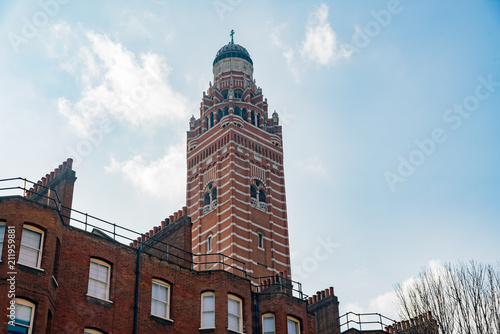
<box><xmin>186</xmin><ymin>32</ymin><xmax>291</xmax><ymax>281</ymax></box>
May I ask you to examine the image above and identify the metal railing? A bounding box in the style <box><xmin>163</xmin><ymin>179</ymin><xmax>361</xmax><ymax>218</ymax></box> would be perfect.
<box><xmin>0</xmin><ymin>177</ymin><xmax>306</xmax><ymax>299</ymax></box>
<box><xmin>252</xmin><ymin>274</ymin><xmax>305</xmax><ymax>300</ymax></box>
<box><xmin>338</xmin><ymin>312</ymin><xmax>396</xmax><ymax>333</ymax></box>
<box><xmin>0</xmin><ymin>177</ymin><xmax>246</xmax><ymax>277</ymax></box>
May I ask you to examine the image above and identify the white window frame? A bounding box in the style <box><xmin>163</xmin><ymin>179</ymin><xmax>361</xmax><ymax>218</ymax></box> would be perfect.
<box><xmin>258</xmin><ymin>232</ymin><xmax>264</xmax><ymax>249</ymax></box>
<box><xmin>84</xmin><ymin>329</ymin><xmax>105</xmax><ymax>334</ymax></box>
<box><xmin>228</xmin><ymin>294</ymin><xmax>243</xmax><ymax>333</ymax></box>
<box><xmin>287</xmin><ymin>316</ymin><xmax>300</xmax><ymax>334</ymax></box>
<box><xmin>87</xmin><ymin>258</ymin><xmax>111</xmax><ymax>301</ymax></box>
<box><xmin>151</xmin><ymin>279</ymin><xmax>171</xmax><ymax>320</ymax></box>
<box><xmin>207</xmin><ymin>234</ymin><xmax>213</xmax><ymax>252</ymax></box>
<box><xmin>8</xmin><ymin>298</ymin><xmax>35</xmax><ymax>334</ymax></box>
<box><xmin>0</xmin><ymin>221</ymin><xmax>5</xmax><ymax>260</ymax></box>
<box><xmin>262</xmin><ymin>313</ymin><xmax>275</xmax><ymax>334</ymax></box>
<box><xmin>200</xmin><ymin>291</ymin><xmax>215</xmax><ymax>329</ymax></box>
<box><xmin>18</xmin><ymin>225</ymin><xmax>44</xmax><ymax>269</ymax></box>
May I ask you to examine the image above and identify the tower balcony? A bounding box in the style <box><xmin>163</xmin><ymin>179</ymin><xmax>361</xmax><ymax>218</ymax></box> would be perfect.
<box><xmin>251</xmin><ymin>197</ymin><xmax>268</xmax><ymax>212</ymax></box>
<box><xmin>202</xmin><ymin>200</ymin><xmax>217</xmax><ymax>215</ymax></box>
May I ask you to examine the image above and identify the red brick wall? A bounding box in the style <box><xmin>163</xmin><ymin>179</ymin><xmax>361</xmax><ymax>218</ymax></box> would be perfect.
<box><xmin>259</xmin><ymin>292</ymin><xmax>316</xmax><ymax>334</ymax></box>
<box><xmin>0</xmin><ymin>197</ymin><xmax>64</xmax><ymax>333</ymax></box>
<box><xmin>308</xmin><ymin>295</ymin><xmax>341</xmax><ymax>334</ymax></box>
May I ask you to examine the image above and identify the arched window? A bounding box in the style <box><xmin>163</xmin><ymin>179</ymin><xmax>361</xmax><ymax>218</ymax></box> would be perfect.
<box><xmin>262</xmin><ymin>313</ymin><xmax>275</xmax><ymax>334</ymax></box>
<box><xmin>201</xmin><ymin>292</ymin><xmax>215</xmax><ymax>328</ymax></box>
<box><xmin>211</xmin><ymin>187</ymin><xmax>217</xmax><ymax>204</ymax></box>
<box><xmin>287</xmin><ymin>316</ymin><xmax>300</xmax><ymax>334</ymax></box>
<box><xmin>222</xmin><ymin>90</ymin><xmax>228</xmax><ymax>100</ymax></box>
<box><xmin>242</xmin><ymin>108</ymin><xmax>248</xmax><ymax>122</ymax></box>
<box><xmin>234</xmin><ymin>89</ymin><xmax>243</xmax><ymax>99</ymax></box>
<box><xmin>228</xmin><ymin>294</ymin><xmax>243</xmax><ymax>332</ymax></box>
<box><xmin>250</xmin><ymin>180</ymin><xmax>267</xmax><ymax>212</ymax></box>
<box><xmin>257</xmin><ymin>114</ymin><xmax>261</xmax><ymax>127</ymax></box>
<box><xmin>87</xmin><ymin>258</ymin><xmax>111</xmax><ymax>301</ymax></box>
<box><xmin>234</xmin><ymin>106</ymin><xmax>241</xmax><ymax>117</ymax></box>
<box><xmin>19</xmin><ymin>224</ymin><xmax>44</xmax><ymax>269</ymax></box>
<box><xmin>251</xmin><ymin>110</ymin><xmax>255</xmax><ymax>125</ymax></box>
<box><xmin>7</xmin><ymin>299</ymin><xmax>35</xmax><ymax>333</ymax></box>
<box><xmin>151</xmin><ymin>279</ymin><xmax>171</xmax><ymax>320</ymax></box>
<box><xmin>217</xmin><ymin>109</ymin><xmax>223</xmax><ymax>123</ymax></box>
<box><xmin>223</xmin><ymin>106</ymin><xmax>229</xmax><ymax>116</ymax></box>
<box><xmin>203</xmin><ymin>183</ymin><xmax>217</xmax><ymax>215</ymax></box>
<box><xmin>259</xmin><ymin>190</ymin><xmax>266</xmax><ymax>203</ymax></box>
<box><xmin>210</xmin><ymin>112</ymin><xmax>214</xmax><ymax>128</ymax></box>
<box><xmin>250</xmin><ymin>186</ymin><xmax>257</xmax><ymax>199</ymax></box>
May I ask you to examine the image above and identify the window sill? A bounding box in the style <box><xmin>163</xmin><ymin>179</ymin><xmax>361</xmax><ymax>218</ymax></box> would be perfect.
<box><xmin>151</xmin><ymin>314</ymin><xmax>174</xmax><ymax>325</ymax></box>
<box><xmin>151</xmin><ymin>315</ymin><xmax>173</xmax><ymax>322</ymax></box>
<box><xmin>86</xmin><ymin>294</ymin><xmax>113</xmax><ymax>305</ymax></box>
<box><xmin>18</xmin><ymin>263</ymin><xmax>45</xmax><ymax>272</ymax></box>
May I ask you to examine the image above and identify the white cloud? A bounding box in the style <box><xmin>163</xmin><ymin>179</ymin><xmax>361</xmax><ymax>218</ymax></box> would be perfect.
<box><xmin>341</xmin><ymin>260</ymin><xmax>446</xmax><ymax>324</ymax></box>
<box><xmin>47</xmin><ymin>23</ymin><xmax>190</xmax><ymax>137</ymax></box>
<box><xmin>296</xmin><ymin>156</ymin><xmax>328</xmax><ymax>178</ymax></box>
<box><xmin>270</xmin><ymin>23</ymin><xmax>301</xmax><ymax>82</ymax></box>
<box><xmin>300</xmin><ymin>3</ymin><xmax>351</xmax><ymax>66</ymax></box>
<box><xmin>105</xmin><ymin>141</ymin><xmax>186</xmax><ymax>203</ymax></box>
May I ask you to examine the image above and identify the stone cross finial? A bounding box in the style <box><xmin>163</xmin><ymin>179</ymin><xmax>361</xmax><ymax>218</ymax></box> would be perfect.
<box><xmin>230</xmin><ymin>29</ymin><xmax>235</xmax><ymax>44</ymax></box>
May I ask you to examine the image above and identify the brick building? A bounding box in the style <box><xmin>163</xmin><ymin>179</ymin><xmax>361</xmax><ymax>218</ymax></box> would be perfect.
<box><xmin>0</xmin><ymin>36</ymin><xmax>348</xmax><ymax>333</ymax></box>
<box><xmin>1</xmin><ymin>36</ymin><xmax>425</xmax><ymax>334</ymax></box>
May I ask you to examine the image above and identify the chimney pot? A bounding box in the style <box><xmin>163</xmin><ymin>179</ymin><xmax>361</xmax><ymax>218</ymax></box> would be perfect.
<box><xmin>329</xmin><ymin>287</ymin><xmax>334</xmax><ymax>296</ymax></box>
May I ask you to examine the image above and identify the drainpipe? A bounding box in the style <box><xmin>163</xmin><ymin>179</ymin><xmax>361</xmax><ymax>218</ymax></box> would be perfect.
<box><xmin>133</xmin><ymin>246</ymin><xmax>141</xmax><ymax>334</ymax></box>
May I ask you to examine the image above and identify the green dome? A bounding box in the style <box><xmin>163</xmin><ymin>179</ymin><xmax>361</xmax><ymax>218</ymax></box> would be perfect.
<box><xmin>213</xmin><ymin>42</ymin><xmax>253</xmax><ymax>67</ymax></box>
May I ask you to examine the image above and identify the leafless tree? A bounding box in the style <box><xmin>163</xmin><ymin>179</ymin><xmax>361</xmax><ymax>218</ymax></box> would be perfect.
<box><xmin>394</xmin><ymin>261</ymin><xmax>500</xmax><ymax>334</ymax></box>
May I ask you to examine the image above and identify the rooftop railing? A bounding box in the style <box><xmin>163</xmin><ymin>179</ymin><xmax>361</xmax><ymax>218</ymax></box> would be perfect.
<box><xmin>0</xmin><ymin>177</ymin><xmax>247</xmax><ymax>278</ymax></box>
<box><xmin>0</xmin><ymin>177</ymin><xmax>306</xmax><ymax>300</ymax></box>
<box><xmin>338</xmin><ymin>312</ymin><xmax>396</xmax><ymax>333</ymax></box>
<box><xmin>253</xmin><ymin>274</ymin><xmax>305</xmax><ymax>300</ymax></box>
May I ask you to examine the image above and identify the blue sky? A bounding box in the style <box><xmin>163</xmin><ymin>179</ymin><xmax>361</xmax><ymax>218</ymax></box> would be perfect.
<box><xmin>1</xmin><ymin>0</ymin><xmax>499</xmax><ymax>320</ymax></box>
